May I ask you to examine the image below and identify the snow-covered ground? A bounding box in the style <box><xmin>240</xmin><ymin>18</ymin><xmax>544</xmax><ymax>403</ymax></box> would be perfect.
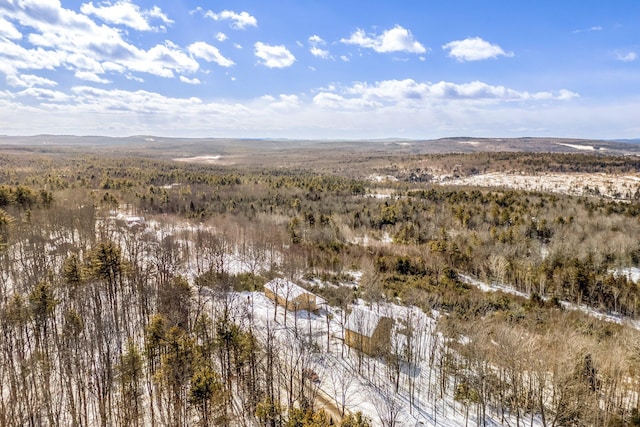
<box><xmin>460</xmin><ymin>274</ymin><xmax>640</xmax><ymax>331</ymax></box>
<box><xmin>368</xmin><ymin>174</ymin><xmax>399</xmax><ymax>183</ymax></box>
<box><xmin>614</xmin><ymin>267</ymin><xmax>640</xmax><ymax>283</ymax></box>
<box><xmin>350</xmin><ymin>232</ymin><xmax>394</xmax><ymax>247</ymax></box>
<box><xmin>459</xmin><ymin>274</ymin><xmax>530</xmax><ymax>299</ymax></box>
<box><xmin>556</xmin><ymin>143</ymin><xmax>596</xmax><ymax>151</ymax></box>
<box><xmin>27</xmin><ymin>208</ymin><xmax>635</xmax><ymax>425</ymax></box>
<box><xmin>106</xmin><ymin>209</ymin><xmax>639</xmax><ymax>425</ymax></box>
<box><xmin>7</xmin><ymin>204</ymin><xmax>640</xmax><ymax>426</ymax></box>
<box><xmin>436</xmin><ymin>172</ymin><xmax>640</xmax><ymax>200</ymax></box>
<box><xmin>219</xmin><ymin>287</ymin><xmax>545</xmax><ymax>427</ymax></box>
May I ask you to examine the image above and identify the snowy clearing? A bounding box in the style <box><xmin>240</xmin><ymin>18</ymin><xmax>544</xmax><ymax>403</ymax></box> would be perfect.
<box><xmin>439</xmin><ymin>172</ymin><xmax>640</xmax><ymax>200</ymax></box>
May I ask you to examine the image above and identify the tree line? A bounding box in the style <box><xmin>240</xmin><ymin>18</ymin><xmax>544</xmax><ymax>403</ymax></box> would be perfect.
<box><xmin>2</xmin><ymin>149</ymin><xmax>640</xmax><ymax>425</ymax></box>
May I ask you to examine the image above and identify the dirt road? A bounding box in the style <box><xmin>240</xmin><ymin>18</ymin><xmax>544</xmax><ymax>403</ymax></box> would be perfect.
<box><xmin>315</xmin><ymin>387</ymin><xmax>346</xmax><ymax>424</ymax></box>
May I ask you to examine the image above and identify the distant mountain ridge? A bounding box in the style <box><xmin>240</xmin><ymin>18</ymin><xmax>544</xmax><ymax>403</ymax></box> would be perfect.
<box><xmin>2</xmin><ymin>135</ymin><xmax>640</xmax><ymax>159</ymax></box>
<box><xmin>611</xmin><ymin>139</ymin><xmax>640</xmax><ymax>144</ymax></box>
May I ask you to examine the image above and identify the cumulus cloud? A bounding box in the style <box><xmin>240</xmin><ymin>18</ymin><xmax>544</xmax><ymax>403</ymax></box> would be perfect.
<box><xmin>341</xmin><ymin>25</ymin><xmax>426</xmax><ymax>54</ymax></box>
<box><xmin>69</xmin><ymin>86</ymin><xmax>205</xmax><ymax>114</ymax></box>
<box><xmin>318</xmin><ymin>79</ymin><xmax>577</xmax><ymax>107</ymax></box>
<box><xmin>17</xmin><ymin>87</ymin><xmax>69</xmax><ymax>101</ymax></box>
<box><xmin>75</xmin><ymin>71</ymin><xmax>111</xmax><ymax>84</ymax></box>
<box><xmin>0</xmin><ymin>16</ymin><xmax>22</xmax><ymax>39</ymax></box>
<box><xmin>194</xmin><ymin>8</ymin><xmax>257</xmax><ymax>30</ymax></box>
<box><xmin>260</xmin><ymin>94</ymin><xmax>301</xmax><ymax>111</ymax></box>
<box><xmin>145</xmin><ymin>6</ymin><xmax>173</xmax><ymax>24</ymax></box>
<box><xmin>308</xmin><ymin>35</ymin><xmax>325</xmax><ymax>45</ymax></box>
<box><xmin>0</xmin><ymin>1</ymin><xmax>198</xmax><ymax>78</ymax></box>
<box><xmin>616</xmin><ymin>51</ymin><xmax>637</xmax><ymax>62</ymax></box>
<box><xmin>0</xmin><ymin>38</ymin><xmax>65</xmax><ymax>75</ymax></box>
<box><xmin>308</xmin><ymin>35</ymin><xmax>330</xmax><ymax>59</ymax></box>
<box><xmin>254</xmin><ymin>42</ymin><xmax>295</xmax><ymax>68</ymax></box>
<box><xmin>313</xmin><ymin>92</ymin><xmax>380</xmax><ymax>110</ymax></box>
<box><xmin>188</xmin><ymin>42</ymin><xmax>234</xmax><ymax>67</ymax></box>
<box><xmin>67</xmin><ymin>53</ymin><xmax>107</xmax><ymax>75</ymax></box>
<box><xmin>310</xmin><ymin>47</ymin><xmax>330</xmax><ymax>59</ymax></box>
<box><xmin>6</xmin><ymin>73</ymin><xmax>58</xmax><ymax>88</ymax></box>
<box><xmin>180</xmin><ymin>76</ymin><xmax>201</xmax><ymax>85</ymax></box>
<box><xmin>80</xmin><ymin>0</ymin><xmax>173</xmax><ymax>31</ymax></box>
<box><xmin>216</xmin><ymin>32</ymin><xmax>227</xmax><ymax>42</ymax></box>
<box><xmin>0</xmin><ymin>77</ymin><xmax>600</xmax><ymax>139</ymax></box>
<box><xmin>556</xmin><ymin>89</ymin><xmax>580</xmax><ymax>101</ymax></box>
<box><xmin>0</xmin><ymin>3</ymin><xmax>599</xmax><ymax>139</ymax></box>
<box><xmin>140</xmin><ymin>41</ymin><xmax>199</xmax><ymax>77</ymax></box>
<box><xmin>443</xmin><ymin>37</ymin><xmax>513</xmax><ymax>61</ymax></box>
<box><xmin>124</xmin><ymin>73</ymin><xmax>144</xmax><ymax>82</ymax></box>
<box><xmin>0</xmin><ymin>91</ymin><xmax>16</xmax><ymax>101</ymax></box>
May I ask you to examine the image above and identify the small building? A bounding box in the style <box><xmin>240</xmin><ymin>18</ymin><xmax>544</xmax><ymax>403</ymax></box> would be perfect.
<box><xmin>344</xmin><ymin>307</ymin><xmax>394</xmax><ymax>356</ymax></box>
<box><xmin>115</xmin><ymin>212</ymin><xmax>146</xmax><ymax>229</ymax></box>
<box><xmin>264</xmin><ymin>278</ymin><xmax>317</xmax><ymax>312</ymax></box>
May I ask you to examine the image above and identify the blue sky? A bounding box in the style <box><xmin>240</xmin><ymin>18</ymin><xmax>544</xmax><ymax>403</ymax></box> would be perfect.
<box><xmin>0</xmin><ymin>0</ymin><xmax>638</xmax><ymax>139</ymax></box>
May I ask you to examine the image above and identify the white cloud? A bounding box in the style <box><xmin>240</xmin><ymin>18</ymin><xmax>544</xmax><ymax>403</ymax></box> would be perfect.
<box><xmin>188</xmin><ymin>42</ymin><xmax>234</xmax><ymax>67</ymax></box>
<box><xmin>341</xmin><ymin>25</ymin><xmax>427</xmax><ymax>54</ymax></box>
<box><xmin>254</xmin><ymin>42</ymin><xmax>295</xmax><ymax>68</ymax></box>
<box><xmin>0</xmin><ymin>38</ymin><xmax>66</xmax><ymax>75</ymax></box>
<box><xmin>102</xmin><ymin>61</ymin><xmax>124</xmax><ymax>73</ymax></box>
<box><xmin>616</xmin><ymin>51</ymin><xmax>637</xmax><ymax>62</ymax></box>
<box><xmin>146</xmin><ymin>6</ymin><xmax>172</xmax><ymax>25</ymax></box>
<box><xmin>70</xmin><ymin>86</ymin><xmax>204</xmax><ymax>113</ymax></box>
<box><xmin>196</xmin><ymin>8</ymin><xmax>257</xmax><ymax>30</ymax></box>
<box><xmin>6</xmin><ymin>73</ymin><xmax>58</xmax><ymax>88</ymax></box>
<box><xmin>17</xmin><ymin>87</ymin><xmax>69</xmax><ymax>101</ymax></box>
<box><xmin>310</xmin><ymin>47</ymin><xmax>330</xmax><ymax>59</ymax></box>
<box><xmin>313</xmin><ymin>92</ymin><xmax>380</xmax><ymax>110</ymax></box>
<box><xmin>180</xmin><ymin>76</ymin><xmax>201</xmax><ymax>85</ymax></box>
<box><xmin>309</xmin><ymin>35</ymin><xmax>330</xmax><ymax>59</ymax></box>
<box><xmin>0</xmin><ymin>16</ymin><xmax>22</xmax><ymax>39</ymax></box>
<box><xmin>573</xmin><ymin>26</ymin><xmax>603</xmax><ymax>34</ymax></box>
<box><xmin>67</xmin><ymin>53</ymin><xmax>106</xmax><ymax>74</ymax></box>
<box><xmin>325</xmin><ymin>79</ymin><xmax>577</xmax><ymax>106</ymax></box>
<box><xmin>443</xmin><ymin>37</ymin><xmax>513</xmax><ymax>61</ymax></box>
<box><xmin>0</xmin><ymin>90</ymin><xmax>16</xmax><ymax>100</ymax></box>
<box><xmin>216</xmin><ymin>32</ymin><xmax>227</xmax><ymax>42</ymax></box>
<box><xmin>0</xmin><ymin>3</ymin><xmax>607</xmax><ymax>140</ymax></box>
<box><xmin>142</xmin><ymin>42</ymin><xmax>199</xmax><ymax>77</ymax></box>
<box><xmin>75</xmin><ymin>71</ymin><xmax>111</xmax><ymax>84</ymax></box>
<box><xmin>0</xmin><ymin>1</ymin><xmax>197</xmax><ymax>78</ymax></box>
<box><xmin>0</xmin><ymin>78</ymin><xmax>622</xmax><ymax>140</ymax></box>
<box><xmin>261</xmin><ymin>94</ymin><xmax>300</xmax><ymax>111</ymax></box>
<box><xmin>308</xmin><ymin>35</ymin><xmax>325</xmax><ymax>45</ymax></box>
<box><xmin>556</xmin><ymin>89</ymin><xmax>580</xmax><ymax>101</ymax></box>
<box><xmin>80</xmin><ymin>0</ymin><xmax>173</xmax><ymax>31</ymax></box>
<box><xmin>124</xmin><ymin>73</ymin><xmax>144</xmax><ymax>82</ymax></box>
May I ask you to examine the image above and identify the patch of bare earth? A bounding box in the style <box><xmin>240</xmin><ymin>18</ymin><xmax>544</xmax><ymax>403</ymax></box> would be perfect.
<box><xmin>173</xmin><ymin>155</ymin><xmax>238</xmax><ymax>165</ymax></box>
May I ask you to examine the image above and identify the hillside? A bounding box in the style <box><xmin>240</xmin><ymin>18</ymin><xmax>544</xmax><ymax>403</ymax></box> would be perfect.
<box><xmin>1</xmin><ymin>138</ymin><xmax>640</xmax><ymax>426</ymax></box>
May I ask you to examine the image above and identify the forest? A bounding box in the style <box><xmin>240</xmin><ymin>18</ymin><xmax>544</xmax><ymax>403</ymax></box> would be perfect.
<box><xmin>2</xmin><ymin>143</ymin><xmax>640</xmax><ymax>426</ymax></box>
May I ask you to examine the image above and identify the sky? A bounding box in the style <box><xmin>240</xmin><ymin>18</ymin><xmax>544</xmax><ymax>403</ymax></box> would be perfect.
<box><xmin>0</xmin><ymin>0</ymin><xmax>639</xmax><ymax>139</ymax></box>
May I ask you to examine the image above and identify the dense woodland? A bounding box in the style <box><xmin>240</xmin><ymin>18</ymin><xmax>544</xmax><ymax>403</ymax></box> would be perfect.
<box><xmin>2</xmin><ymin>148</ymin><xmax>640</xmax><ymax>426</ymax></box>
